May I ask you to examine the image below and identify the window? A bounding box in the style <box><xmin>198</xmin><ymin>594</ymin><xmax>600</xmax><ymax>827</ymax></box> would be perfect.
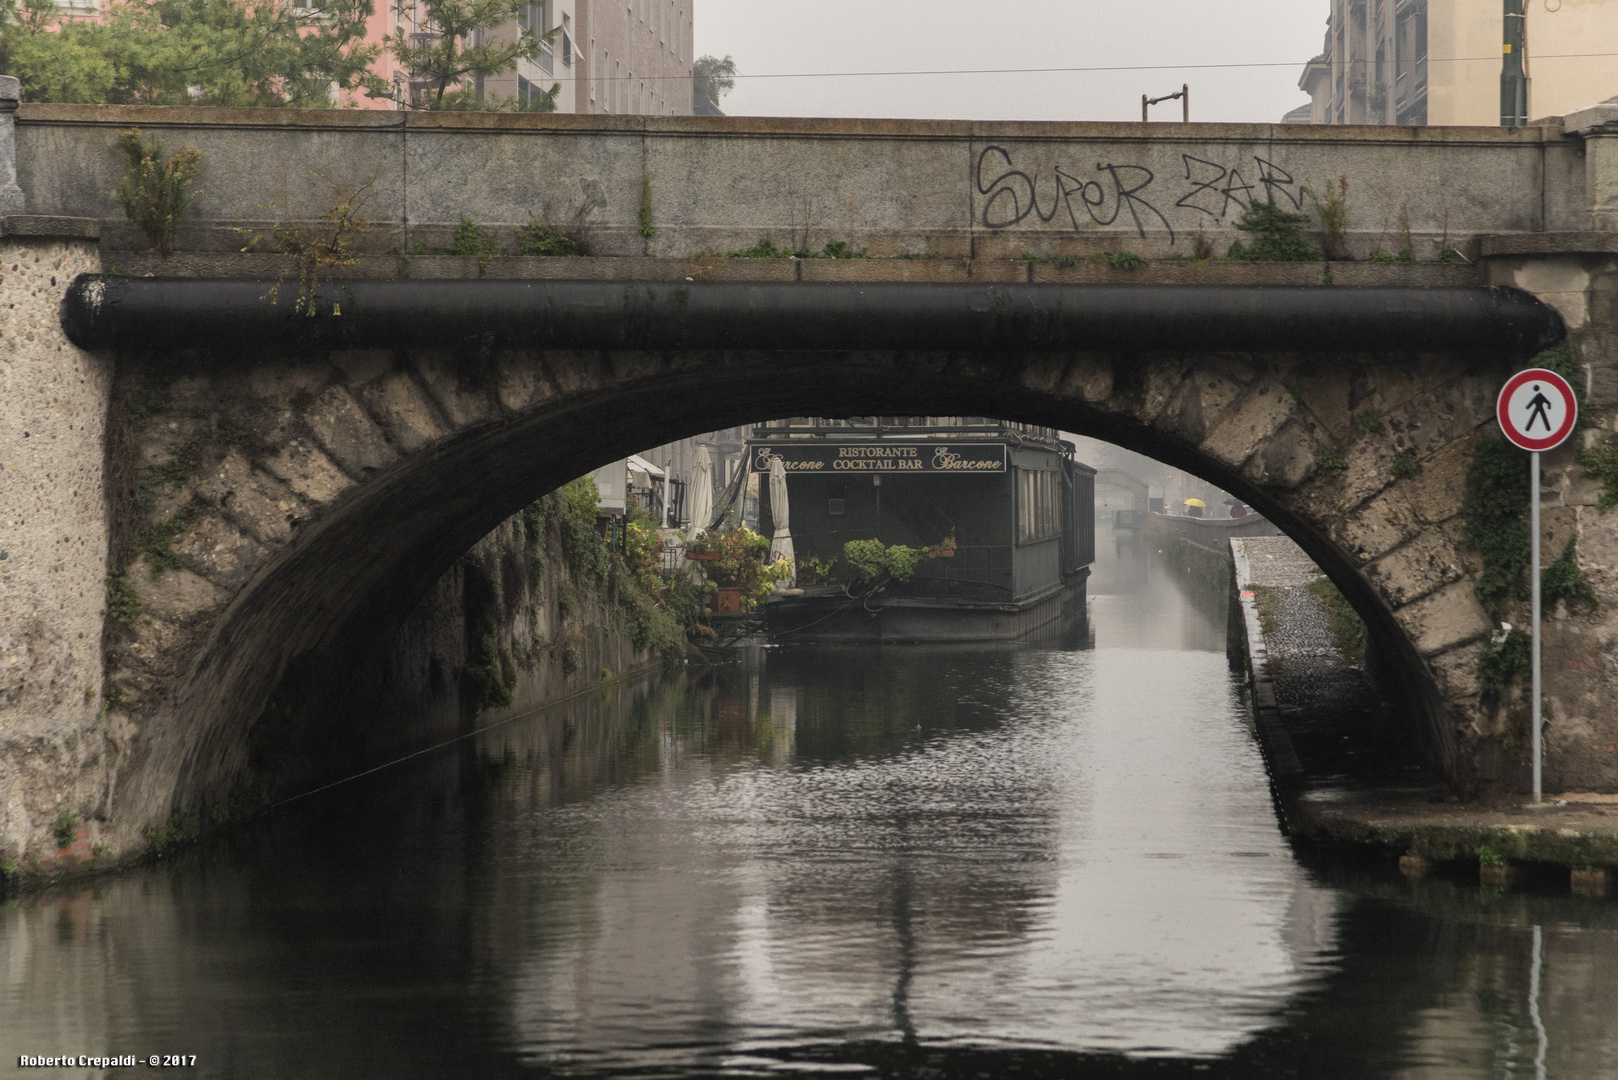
<box><xmin>1018</xmin><ymin>469</ymin><xmax>1060</xmax><ymax>544</ymax></box>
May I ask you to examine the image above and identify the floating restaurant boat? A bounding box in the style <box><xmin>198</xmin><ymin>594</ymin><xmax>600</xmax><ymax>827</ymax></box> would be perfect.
<box><xmin>752</xmin><ymin>417</ymin><xmax>1095</xmax><ymax>643</ymax></box>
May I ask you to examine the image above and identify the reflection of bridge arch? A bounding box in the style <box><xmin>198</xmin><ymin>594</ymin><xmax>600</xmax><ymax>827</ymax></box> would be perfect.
<box><xmin>65</xmin><ymin>277</ymin><xmax>1566</xmax><ymax>838</ymax></box>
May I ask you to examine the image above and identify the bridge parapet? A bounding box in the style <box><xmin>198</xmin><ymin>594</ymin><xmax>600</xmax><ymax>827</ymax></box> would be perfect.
<box><xmin>3</xmin><ymin>102</ymin><xmax>1615</xmax><ymax>262</ymax></box>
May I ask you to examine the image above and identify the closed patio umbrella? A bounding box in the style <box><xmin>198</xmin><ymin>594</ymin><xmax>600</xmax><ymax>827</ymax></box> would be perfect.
<box><xmin>686</xmin><ymin>446</ymin><xmax>714</xmax><ymax>542</ymax></box>
<box><xmin>768</xmin><ymin>455</ymin><xmax>795</xmax><ymax>585</ymax></box>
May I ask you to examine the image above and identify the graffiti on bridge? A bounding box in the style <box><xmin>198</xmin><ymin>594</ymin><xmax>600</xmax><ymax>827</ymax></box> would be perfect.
<box><xmin>974</xmin><ymin>146</ymin><xmax>1306</xmax><ymax>245</ymax></box>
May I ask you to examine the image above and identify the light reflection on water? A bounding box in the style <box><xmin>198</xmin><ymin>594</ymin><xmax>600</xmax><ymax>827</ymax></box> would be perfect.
<box><xmin>3</xmin><ymin>525</ymin><xmax>1617</xmax><ymax>1079</ymax></box>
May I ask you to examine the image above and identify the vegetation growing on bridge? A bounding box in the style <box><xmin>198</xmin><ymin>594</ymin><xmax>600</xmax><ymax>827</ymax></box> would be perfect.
<box><xmin>1462</xmin><ymin>344</ymin><xmax>1592</xmax><ymax>622</ymax></box>
<box><xmin>1578</xmin><ymin>440</ymin><xmax>1618</xmax><ymax>514</ymax></box>
<box><xmin>1463</xmin><ymin>438</ymin><xmax>1533</xmax><ymax>620</ymax></box>
<box><xmin>1303</xmin><ymin>176</ymin><xmax>1349</xmax><ymax>261</ymax></box>
<box><xmin>103</xmin><ymin>567</ymin><xmax>146</xmax><ymax>626</ymax></box>
<box><xmin>1313</xmin><ymin>452</ymin><xmax>1347</xmax><ymax>478</ymax></box>
<box><xmin>1225</xmin><ymin>194</ymin><xmax>1316</xmax><ymax>263</ymax></box>
<box><xmin>117</xmin><ymin>129</ymin><xmax>202</xmax><ymax>258</ymax></box>
<box><xmin>239</xmin><ymin>176</ymin><xmax>376</xmax><ymax>315</ymax></box>
<box><xmin>723</xmin><ymin>237</ymin><xmax>869</xmax><ymax>260</ymax></box>
<box><xmin>1477</xmin><ymin>627</ymin><xmax>1530</xmax><ymax>703</ymax></box>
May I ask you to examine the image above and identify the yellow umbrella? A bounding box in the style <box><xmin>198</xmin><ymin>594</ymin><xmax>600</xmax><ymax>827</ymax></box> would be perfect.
<box><xmin>1184</xmin><ymin>498</ymin><xmax>1207</xmax><ymax>508</ymax></box>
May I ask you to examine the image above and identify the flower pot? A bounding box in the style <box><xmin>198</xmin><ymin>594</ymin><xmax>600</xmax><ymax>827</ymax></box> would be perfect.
<box><xmin>686</xmin><ymin>550</ymin><xmax>721</xmax><ymax>561</ymax></box>
<box><xmin>715</xmin><ymin>587</ymin><xmax>744</xmax><ymax>614</ymax></box>
<box><xmin>928</xmin><ymin>548</ymin><xmax>956</xmax><ymax>558</ymax></box>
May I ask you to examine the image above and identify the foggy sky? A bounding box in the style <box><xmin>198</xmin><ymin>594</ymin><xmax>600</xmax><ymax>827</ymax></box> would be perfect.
<box><xmin>693</xmin><ymin>1</ymin><xmax>1330</xmax><ymax>125</ymax></box>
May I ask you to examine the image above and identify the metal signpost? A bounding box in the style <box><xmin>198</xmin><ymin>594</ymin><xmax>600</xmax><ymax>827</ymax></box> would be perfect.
<box><xmin>1496</xmin><ymin>367</ymin><xmax>1578</xmax><ymax>803</ymax></box>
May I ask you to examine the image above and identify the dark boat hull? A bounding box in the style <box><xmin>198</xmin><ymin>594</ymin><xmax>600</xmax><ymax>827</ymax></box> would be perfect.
<box><xmin>766</xmin><ymin>574</ymin><xmax>1088</xmax><ymax>644</ymax></box>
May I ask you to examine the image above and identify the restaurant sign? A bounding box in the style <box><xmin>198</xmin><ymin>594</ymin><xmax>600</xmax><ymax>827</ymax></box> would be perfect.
<box><xmin>751</xmin><ymin>443</ymin><xmax>1007</xmax><ymax>474</ymax></box>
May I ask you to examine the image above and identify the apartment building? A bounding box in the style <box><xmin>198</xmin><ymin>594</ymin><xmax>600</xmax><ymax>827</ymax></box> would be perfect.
<box><xmin>369</xmin><ymin>0</ymin><xmax>693</xmax><ymax>114</ymax></box>
<box><xmin>1293</xmin><ymin>0</ymin><xmax>1618</xmax><ymax>126</ymax></box>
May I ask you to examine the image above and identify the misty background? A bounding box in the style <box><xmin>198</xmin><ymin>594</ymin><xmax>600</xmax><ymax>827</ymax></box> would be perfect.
<box><xmin>693</xmin><ymin>0</ymin><xmax>1329</xmax><ymax>124</ymax></box>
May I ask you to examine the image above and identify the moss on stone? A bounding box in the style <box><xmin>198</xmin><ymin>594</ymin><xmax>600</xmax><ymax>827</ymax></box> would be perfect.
<box><xmin>1542</xmin><ymin>537</ymin><xmax>1598</xmax><ymax>614</ymax></box>
<box><xmin>1578</xmin><ymin>439</ymin><xmax>1618</xmax><ymax>514</ymax></box>
<box><xmin>1461</xmin><ymin>439</ymin><xmax>1530</xmax><ymax>619</ymax></box>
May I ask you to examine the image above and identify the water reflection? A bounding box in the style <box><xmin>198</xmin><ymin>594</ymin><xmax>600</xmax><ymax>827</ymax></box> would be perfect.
<box><xmin>3</xmin><ymin>532</ymin><xmax>1617</xmax><ymax>1079</ymax></box>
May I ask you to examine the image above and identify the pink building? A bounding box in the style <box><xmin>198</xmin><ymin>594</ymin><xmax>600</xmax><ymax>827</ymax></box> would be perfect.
<box><xmin>354</xmin><ymin>0</ymin><xmax>694</xmax><ymax>114</ymax></box>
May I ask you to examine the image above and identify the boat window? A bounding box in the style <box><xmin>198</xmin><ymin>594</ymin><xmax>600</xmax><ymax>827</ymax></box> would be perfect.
<box><xmin>1018</xmin><ymin>469</ymin><xmax>1061</xmax><ymax>544</ymax></box>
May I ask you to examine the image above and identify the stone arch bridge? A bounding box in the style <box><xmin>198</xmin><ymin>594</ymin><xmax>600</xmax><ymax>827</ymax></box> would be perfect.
<box><xmin>3</xmin><ymin>96</ymin><xmax>1617</xmax><ymax>862</ymax></box>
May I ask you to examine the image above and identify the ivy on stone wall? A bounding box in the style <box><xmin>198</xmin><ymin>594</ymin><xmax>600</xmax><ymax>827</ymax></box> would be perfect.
<box><xmin>1543</xmin><ymin>537</ymin><xmax>1599</xmax><ymax>614</ymax></box>
<box><xmin>1461</xmin><ymin>438</ymin><xmax>1531</xmax><ymax>619</ymax></box>
<box><xmin>1578</xmin><ymin>440</ymin><xmax>1618</xmax><ymax>514</ymax></box>
<box><xmin>1477</xmin><ymin>628</ymin><xmax>1531</xmax><ymax>703</ymax></box>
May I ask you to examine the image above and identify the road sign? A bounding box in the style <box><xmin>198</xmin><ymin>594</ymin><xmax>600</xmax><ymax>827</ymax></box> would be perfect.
<box><xmin>1497</xmin><ymin>368</ymin><xmax>1577</xmax><ymax>452</ymax></box>
<box><xmin>1496</xmin><ymin>367</ymin><xmax>1579</xmax><ymax>804</ymax></box>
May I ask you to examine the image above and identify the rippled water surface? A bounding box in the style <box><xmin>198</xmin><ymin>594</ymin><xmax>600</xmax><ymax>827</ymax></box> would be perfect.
<box><xmin>5</xmin><ymin>526</ymin><xmax>1617</xmax><ymax>1078</ymax></box>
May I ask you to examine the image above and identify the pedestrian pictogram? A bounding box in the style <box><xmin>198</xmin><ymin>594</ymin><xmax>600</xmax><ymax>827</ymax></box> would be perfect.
<box><xmin>1496</xmin><ymin>368</ymin><xmax>1577</xmax><ymax>452</ymax></box>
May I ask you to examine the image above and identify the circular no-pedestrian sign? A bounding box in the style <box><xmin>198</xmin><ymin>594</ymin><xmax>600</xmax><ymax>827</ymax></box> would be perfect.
<box><xmin>1497</xmin><ymin>368</ymin><xmax>1578</xmax><ymax>452</ymax></box>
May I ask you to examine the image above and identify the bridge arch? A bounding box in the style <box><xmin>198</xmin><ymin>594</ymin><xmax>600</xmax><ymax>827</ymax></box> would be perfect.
<box><xmin>70</xmin><ymin>277</ymin><xmax>1565</xmax><ymax>837</ymax></box>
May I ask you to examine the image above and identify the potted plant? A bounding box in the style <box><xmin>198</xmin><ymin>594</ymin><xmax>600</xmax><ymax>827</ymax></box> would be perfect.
<box><xmin>684</xmin><ymin>530</ymin><xmax>723</xmax><ymax>562</ymax></box>
<box><xmin>842</xmin><ymin>538</ymin><xmax>923</xmax><ymax>596</ymax></box>
<box><xmin>927</xmin><ymin>534</ymin><xmax>958</xmax><ymax>558</ymax></box>
<box><xmin>706</xmin><ymin>527</ymin><xmax>791</xmax><ymax>613</ymax></box>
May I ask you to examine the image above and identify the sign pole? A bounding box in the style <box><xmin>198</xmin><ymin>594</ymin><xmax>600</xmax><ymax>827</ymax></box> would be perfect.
<box><xmin>1531</xmin><ymin>449</ymin><xmax>1542</xmax><ymax>804</ymax></box>
<box><xmin>1495</xmin><ymin>365</ymin><xmax>1575</xmax><ymax>806</ymax></box>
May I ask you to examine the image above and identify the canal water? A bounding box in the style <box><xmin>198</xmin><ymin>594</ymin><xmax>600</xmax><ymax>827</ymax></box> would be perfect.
<box><xmin>5</xmin><ymin>522</ymin><xmax>1617</xmax><ymax>1079</ymax></box>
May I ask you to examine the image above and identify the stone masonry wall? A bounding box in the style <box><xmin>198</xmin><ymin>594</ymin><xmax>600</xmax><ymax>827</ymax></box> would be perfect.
<box><xmin>0</xmin><ymin>238</ymin><xmax>118</xmax><ymax>865</ymax></box>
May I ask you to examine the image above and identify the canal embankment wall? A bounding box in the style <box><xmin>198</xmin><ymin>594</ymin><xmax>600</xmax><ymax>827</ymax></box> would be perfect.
<box><xmin>0</xmin><ymin>482</ymin><xmax>666</xmax><ymax>890</ymax></box>
<box><xmin>1231</xmin><ymin>535</ymin><xmax>1618</xmax><ymax>892</ymax></box>
<box><xmin>319</xmin><ymin>507</ymin><xmax>669</xmax><ymax>789</ymax></box>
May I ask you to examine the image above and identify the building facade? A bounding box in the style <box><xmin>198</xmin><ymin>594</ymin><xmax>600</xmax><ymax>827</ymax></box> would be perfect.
<box><xmin>362</xmin><ymin>0</ymin><xmax>694</xmax><ymax>115</ymax></box>
<box><xmin>1295</xmin><ymin>0</ymin><xmax>1618</xmax><ymax>126</ymax></box>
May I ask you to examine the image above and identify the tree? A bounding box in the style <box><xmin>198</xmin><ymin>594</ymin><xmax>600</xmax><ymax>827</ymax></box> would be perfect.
<box><xmin>380</xmin><ymin>0</ymin><xmax>558</xmax><ymax>110</ymax></box>
<box><xmin>692</xmin><ymin>53</ymin><xmax>735</xmax><ymax>114</ymax></box>
<box><xmin>0</xmin><ymin>0</ymin><xmax>384</xmax><ymax>107</ymax></box>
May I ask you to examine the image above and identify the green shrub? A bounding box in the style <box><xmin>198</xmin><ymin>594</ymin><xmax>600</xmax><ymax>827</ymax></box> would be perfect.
<box><xmin>842</xmin><ymin>538</ymin><xmax>923</xmax><ymax>588</ymax></box>
<box><xmin>1315</xmin><ymin>452</ymin><xmax>1347</xmax><ymax>477</ymax></box>
<box><xmin>117</xmin><ymin>129</ymin><xmax>202</xmax><ymax>257</ymax></box>
<box><xmin>1391</xmin><ymin>451</ymin><xmax>1417</xmax><ymax>481</ymax></box>
<box><xmin>1477</xmin><ymin>843</ymin><xmax>1506</xmax><ymax>868</ymax></box>
<box><xmin>515</xmin><ymin>220</ymin><xmax>581</xmax><ymax>257</ymax></box>
<box><xmin>1226</xmin><ymin>195</ymin><xmax>1316</xmax><ymax>262</ymax></box>
<box><xmin>557</xmin><ymin>477</ymin><xmax>609</xmax><ymax>587</ymax></box>
<box><xmin>796</xmin><ymin>554</ymin><xmax>836</xmax><ymax>586</ymax></box>
<box><xmin>52</xmin><ymin>811</ymin><xmax>79</xmax><ymax>850</ymax></box>
<box><xmin>449</xmin><ymin>219</ymin><xmax>500</xmax><ymax>271</ymax></box>
<box><xmin>1304</xmin><ymin>175</ymin><xmax>1349</xmax><ymax>260</ymax></box>
<box><xmin>1097</xmin><ymin>251</ymin><xmax>1147</xmax><ymax>270</ymax></box>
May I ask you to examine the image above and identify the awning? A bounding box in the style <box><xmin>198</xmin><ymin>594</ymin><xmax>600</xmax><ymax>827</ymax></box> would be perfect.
<box><xmin>627</xmin><ymin>454</ymin><xmax>666</xmax><ymax>480</ymax></box>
